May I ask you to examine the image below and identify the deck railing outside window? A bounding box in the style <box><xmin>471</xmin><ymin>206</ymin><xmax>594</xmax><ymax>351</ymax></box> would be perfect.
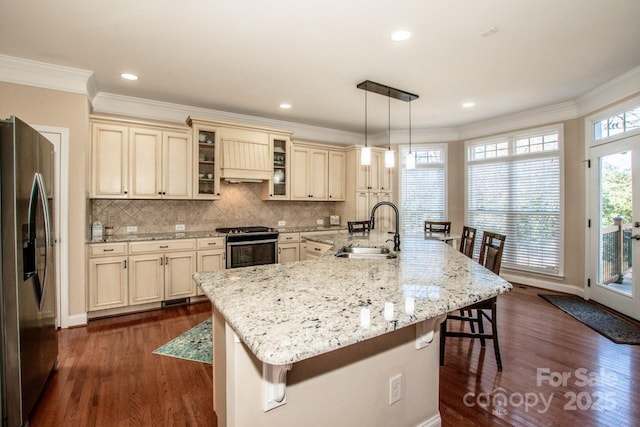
<box><xmin>601</xmin><ymin>216</ymin><xmax>633</xmax><ymax>284</ymax></box>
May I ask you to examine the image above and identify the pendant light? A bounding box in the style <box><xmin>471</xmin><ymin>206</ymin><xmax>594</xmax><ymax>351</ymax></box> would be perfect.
<box><xmin>406</xmin><ymin>101</ymin><xmax>416</xmax><ymax>170</ymax></box>
<box><xmin>360</xmin><ymin>90</ymin><xmax>371</xmax><ymax>166</ymax></box>
<box><xmin>384</xmin><ymin>94</ymin><xmax>395</xmax><ymax>168</ymax></box>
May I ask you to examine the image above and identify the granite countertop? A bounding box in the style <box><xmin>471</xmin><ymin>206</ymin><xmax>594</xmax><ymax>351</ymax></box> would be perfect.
<box><xmin>88</xmin><ymin>225</ymin><xmax>348</xmax><ymax>243</ymax></box>
<box><xmin>193</xmin><ymin>231</ymin><xmax>513</xmax><ymax>366</ymax></box>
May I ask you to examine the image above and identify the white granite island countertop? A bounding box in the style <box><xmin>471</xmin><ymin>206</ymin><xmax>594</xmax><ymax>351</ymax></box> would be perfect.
<box><xmin>194</xmin><ymin>232</ymin><xmax>512</xmax><ymax>366</ymax></box>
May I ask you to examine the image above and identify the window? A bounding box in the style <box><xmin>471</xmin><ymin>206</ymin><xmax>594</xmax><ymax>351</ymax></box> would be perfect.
<box><xmin>400</xmin><ymin>144</ymin><xmax>446</xmax><ymax>236</ymax></box>
<box><xmin>593</xmin><ymin>106</ymin><xmax>640</xmax><ymax>140</ymax></box>
<box><xmin>466</xmin><ymin>126</ymin><xmax>563</xmax><ymax>275</ymax></box>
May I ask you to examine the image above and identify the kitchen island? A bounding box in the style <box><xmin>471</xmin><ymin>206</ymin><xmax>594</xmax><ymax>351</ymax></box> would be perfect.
<box><xmin>194</xmin><ymin>232</ymin><xmax>512</xmax><ymax>427</ymax></box>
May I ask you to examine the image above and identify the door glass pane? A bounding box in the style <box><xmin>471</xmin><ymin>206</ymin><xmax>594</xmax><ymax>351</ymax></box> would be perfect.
<box><xmin>598</xmin><ymin>151</ymin><xmax>633</xmax><ymax>295</ymax></box>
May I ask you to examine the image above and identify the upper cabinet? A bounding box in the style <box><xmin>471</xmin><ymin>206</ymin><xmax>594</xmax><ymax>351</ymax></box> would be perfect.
<box><xmin>91</xmin><ymin>122</ymin><xmax>129</xmax><ymax>198</ymax></box>
<box><xmin>355</xmin><ymin>147</ymin><xmax>392</xmax><ymax>192</ymax></box>
<box><xmin>91</xmin><ymin>116</ymin><xmax>192</xmax><ymax>199</ymax></box>
<box><xmin>328</xmin><ymin>150</ymin><xmax>346</xmax><ymax>201</ymax></box>
<box><xmin>263</xmin><ymin>135</ymin><xmax>292</xmax><ymax>200</ymax></box>
<box><xmin>188</xmin><ymin>119</ymin><xmax>221</xmax><ymax>200</ymax></box>
<box><xmin>289</xmin><ymin>141</ymin><xmax>346</xmax><ymax>202</ymax></box>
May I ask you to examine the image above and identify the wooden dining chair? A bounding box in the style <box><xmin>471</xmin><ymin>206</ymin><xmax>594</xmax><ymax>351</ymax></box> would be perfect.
<box><xmin>440</xmin><ymin>230</ymin><xmax>506</xmax><ymax>371</ymax></box>
<box><xmin>347</xmin><ymin>220</ymin><xmax>371</xmax><ymax>233</ymax></box>
<box><xmin>424</xmin><ymin>220</ymin><xmax>451</xmax><ymax>234</ymax></box>
<box><xmin>459</xmin><ymin>226</ymin><xmax>477</xmax><ymax>258</ymax></box>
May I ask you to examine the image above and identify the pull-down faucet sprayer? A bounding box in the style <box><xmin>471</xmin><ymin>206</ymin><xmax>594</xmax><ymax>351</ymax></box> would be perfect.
<box><xmin>369</xmin><ymin>201</ymin><xmax>401</xmax><ymax>251</ymax></box>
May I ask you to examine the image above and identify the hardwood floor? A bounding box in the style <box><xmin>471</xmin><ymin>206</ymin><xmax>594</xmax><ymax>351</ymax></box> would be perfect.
<box><xmin>28</xmin><ymin>286</ymin><xmax>640</xmax><ymax>426</ymax></box>
<box><xmin>29</xmin><ymin>302</ymin><xmax>215</xmax><ymax>427</ymax></box>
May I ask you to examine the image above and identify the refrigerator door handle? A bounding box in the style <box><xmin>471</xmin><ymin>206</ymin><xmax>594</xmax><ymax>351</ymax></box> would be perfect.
<box><xmin>23</xmin><ymin>172</ymin><xmax>52</xmax><ymax>310</ymax></box>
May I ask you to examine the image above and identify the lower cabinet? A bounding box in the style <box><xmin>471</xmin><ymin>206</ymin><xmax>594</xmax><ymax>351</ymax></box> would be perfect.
<box><xmin>128</xmin><ymin>239</ymin><xmax>197</xmax><ymax>305</ymax></box>
<box><xmin>278</xmin><ymin>232</ymin><xmax>300</xmax><ymax>263</ymax></box>
<box><xmin>196</xmin><ymin>237</ymin><xmax>226</xmax><ymax>296</ymax></box>
<box><xmin>88</xmin><ymin>242</ymin><xmax>129</xmax><ymax>311</ymax></box>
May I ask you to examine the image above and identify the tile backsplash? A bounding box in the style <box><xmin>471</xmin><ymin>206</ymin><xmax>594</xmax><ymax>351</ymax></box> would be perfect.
<box><xmin>91</xmin><ymin>182</ymin><xmax>339</xmax><ymax>235</ymax></box>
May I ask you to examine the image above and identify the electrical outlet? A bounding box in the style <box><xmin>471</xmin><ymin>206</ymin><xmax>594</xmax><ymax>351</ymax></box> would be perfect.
<box><xmin>389</xmin><ymin>374</ymin><xmax>402</xmax><ymax>405</ymax></box>
<box><xmin>278</xmin><ymin>220</ymin><xmax>286</xmax><ymax>226</ymax></box>
<box><xmin>126</xmin><ymin>226</ymin><xmax>137</xmax><ymax>233</ymax></box>
<box><xmin>316</xmin><ymin>219</ymin><xmax>324</xmax><ymax>225</ymax></box>
<box><xmin>175</xmin><ymin>224</ymin><xmax>186</xmax><ymax>231</ymax></box>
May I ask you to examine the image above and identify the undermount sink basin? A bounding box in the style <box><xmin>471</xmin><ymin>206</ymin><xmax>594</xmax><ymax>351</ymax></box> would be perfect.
<box><xmin>335</xmin><ymin>246</ymin><xmax>397</xmax><ymax>259</ymax></box>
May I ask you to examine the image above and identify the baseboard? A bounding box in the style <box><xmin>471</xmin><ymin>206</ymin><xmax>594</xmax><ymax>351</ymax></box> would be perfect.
<box><xmin>501</xmin><ymin>272</ymin><xmax>585</xmax><ymax>297</ymax></box>
<box><xmin>64</xmin><ymin>313</ymin><xmax>88</xmax><ymax>328</ymax></box>
<box><xmin>415</xmin><ymin>413</ymin><xmax>442</xmax><ymax>427</ymax></box>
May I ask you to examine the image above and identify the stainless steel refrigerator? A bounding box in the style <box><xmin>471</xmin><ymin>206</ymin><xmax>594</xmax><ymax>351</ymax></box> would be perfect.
<box><xmin>0</xmin><ymin>116</ymin><xmax>57</xmax><ymax>427</ymax></box>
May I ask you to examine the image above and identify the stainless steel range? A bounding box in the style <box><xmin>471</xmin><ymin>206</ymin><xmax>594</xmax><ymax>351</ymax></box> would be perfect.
<box><xmin>216</xmin><ymin>226</ymin><xmax>279</xmax><ymax>269</ymax></box>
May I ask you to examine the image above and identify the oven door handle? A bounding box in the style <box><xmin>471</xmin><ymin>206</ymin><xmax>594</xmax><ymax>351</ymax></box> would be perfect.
<box><xmin>226</xmin><ymin>238</ymin><xmax>279</xmax><ymax>246</ymax></box>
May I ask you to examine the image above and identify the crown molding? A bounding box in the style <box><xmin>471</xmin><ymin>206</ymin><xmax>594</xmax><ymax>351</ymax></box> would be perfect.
<box><xmin>575</xmin><ymin>65</ymin><xmax>640</xmax><ymax>117</ymax></box>
<box><xmin>92</xmin><ymin>92</ymin><xmax>362</xmax><ymax>145</ymax></box>
<box><xmin>457</xmin><ymin>101</ymin><xmax>578</xmax><ymax>141</ymax></box>
<box><xmin>0</xmin><ymin>54</ymin><xmax>94</xmax><ymax>97</ymax></box>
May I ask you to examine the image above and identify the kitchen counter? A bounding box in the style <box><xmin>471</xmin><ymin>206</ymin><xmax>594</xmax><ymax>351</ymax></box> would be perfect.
<box><xmin>195</xmin><ymin>231</ymin><xmax>511</xmax><ymax>426</ymax></box>
<box><xmin>195</xmin><ymin>231</ymin><xmax>512</xmax><ymax>366</ymax></box>
<box><xmin>87</xmin><ymin>225</ymin><xmax>348</xmax><ymax>243</ymax></box>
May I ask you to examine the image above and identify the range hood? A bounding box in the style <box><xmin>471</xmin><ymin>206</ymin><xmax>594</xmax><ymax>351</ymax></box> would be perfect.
<box><xmin>220</xmin><ymin>134</ymin><xmax>272</xmax><ymax>181</ymax></box>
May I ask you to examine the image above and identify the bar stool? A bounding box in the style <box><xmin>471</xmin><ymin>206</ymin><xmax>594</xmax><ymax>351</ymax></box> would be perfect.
<box><xmin>459</xmin><ymin>226</ymin><xmax>477</xmax><ymax>258</ymax></box>
<box><xmin>424</xmin><ymin>221</ymin><xmax>451</xmax><ymax>234</ymax></box>
<box><xmin>440</xmin><ymin>231</ymin><xmax>506</xmax><ymax>371</ymax></box>
<box><xmin>348</xmin><ymin>220</ymin><xmax>371</xmax><ymax>233</ymax></box>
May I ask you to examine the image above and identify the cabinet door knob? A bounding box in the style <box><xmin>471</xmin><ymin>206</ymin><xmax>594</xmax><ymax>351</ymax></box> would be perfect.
<box><xmin>124</xmin><ymin>190</ymin><xmax>128</xmax><ymax>194</ymax></box>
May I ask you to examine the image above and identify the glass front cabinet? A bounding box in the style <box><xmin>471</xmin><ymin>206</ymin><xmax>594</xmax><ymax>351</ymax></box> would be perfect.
<box><xmin>188</xmin><ymin>118</ymin><xmax>221</xmax><ymax>200</ymax></box>
<box><xmin>263</xmin><ymin>134</ymin><xmax>292</xmax><ymax>200</ymax></box>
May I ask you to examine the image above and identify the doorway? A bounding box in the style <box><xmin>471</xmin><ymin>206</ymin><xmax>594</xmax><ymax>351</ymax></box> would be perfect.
<box><xmin>589</xmin><ymin>134</ymin><xmax>639</xmax><ymax>320</ymax></box>
<box><xmin>34</xmin><ymin>125</ymin><xmax>69</xmax><ymax>328</ymax></box>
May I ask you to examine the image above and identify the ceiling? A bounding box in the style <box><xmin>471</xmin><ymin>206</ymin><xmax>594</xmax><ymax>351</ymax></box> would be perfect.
<box><xmin>1</xmin><ymin>0</ymin><xmax>639</xmax><ymax>134</ymax></box>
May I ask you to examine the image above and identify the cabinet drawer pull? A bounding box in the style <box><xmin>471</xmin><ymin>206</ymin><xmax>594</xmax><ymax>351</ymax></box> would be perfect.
<box><xmin>103</xmin><ymin>248</ymin><xmax>114</xmax><ymax>252</ymax></box>
<box><xmin>159</xmin><ymin>245</ymin><xmax>169</xmax><ymax>249</ymax></box>
<box><xmin>207</xmin><ymin>242</ymin><xmax>218</xmax><ymax>246</ymax></box>
<box><xmin>314</xmin><ymin>247</ymin><xmax>321</xmax><ymax>252</ymax></box>
<box><xmin>123</xmin><ymin>260</ymin><xmax>127</xmax><ymax>269</ymax></box>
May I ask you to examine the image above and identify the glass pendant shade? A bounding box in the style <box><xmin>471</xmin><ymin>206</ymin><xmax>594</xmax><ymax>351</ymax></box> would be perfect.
<box><xmin>406</xmin><ymin>151</ymin><xmax>416</xmax><ymax>169</ymax></box>
<box><xmin>385</xmin><ymin>149</ymin><xmax>395</xmax><ymax>168</ymax></box>
<box><xmin>361</xmin><ymin>146</ymin><xmax>371</xmax><ymax>166</ymax></box>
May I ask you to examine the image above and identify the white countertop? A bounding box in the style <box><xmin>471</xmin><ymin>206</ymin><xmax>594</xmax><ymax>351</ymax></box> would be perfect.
<box><xmin>193</xmin><ymin>232</ymin><xmax>512</xmax><ymax>366</ymax></box>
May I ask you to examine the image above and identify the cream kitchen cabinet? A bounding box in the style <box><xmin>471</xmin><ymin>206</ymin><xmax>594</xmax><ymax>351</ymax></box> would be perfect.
<box><xmin>262</xmin><ymin>135</ymin><xmax>292</xmax><ymax>200</ymax></box>
<box><xmin>343</xmin><ymin>147</ymin><xmax>395</xmax><ymax>232</ymax></box>
<box><xmin>328</xmin><ymin>150</ymin><xmax>346</xmax><ymax>201</ymax></box>
<box><xmin>354</xmin><ymin>147</ymin><xmax>392</xmax><ymax>192</ymax></box>
<box><xmin>90</xmin><ymin>115</ymin><xmax>192</xmax><ymax>199</ymax></box>
<box><xmin>196</xmin><ymin>237</ymin><xmax>226</xmax><ymax>296</ymax></box>
<box><xmin>277</xmin><ymin>232</ymin><xmax>300</xmax><ymax>263</ymax></box>
<box><xmin>129</xmin><ymin>127</ymin><xmax>193</xmax><ymax>199</ymax></box>
<box><xmin>291</xmin><ymin>145</ymin><xmax>328</xmax><ymax>200</ymax></box>
<box><xmin>88</xmin><ymin>243</ymin><xmax>129</xmax><ymax>311</ymax></box>
<box><xmin>303</xmin><ymin>239</ymin><xmax>333</xmax><ymax>260</ymax></box>
<box><xmin>91</xmin><ymin>122</ymin><xmax>129</xmax><ymax>198</ymax></box>
<box><xmin>188</xmin><ymin>118</ymin><xmax>222</xmax><ymax>200</ymax></box>
<box><xmin>128</xmin><ymin>239</ymin><xmax>197</xmax><ymax>305</ymax></box>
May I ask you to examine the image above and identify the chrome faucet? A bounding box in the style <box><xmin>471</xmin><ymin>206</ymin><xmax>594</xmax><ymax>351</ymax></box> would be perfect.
<box><xmin>369</xmin><ymin>201</ymin><xmax>401</xmax><ymax>251</ymax></box>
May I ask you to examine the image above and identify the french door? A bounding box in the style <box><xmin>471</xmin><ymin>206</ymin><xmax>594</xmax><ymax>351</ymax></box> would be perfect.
<box><xmin>589</xmin><ymin>134</ymin><xmax>640</xmax><ymax>320</ymax></box>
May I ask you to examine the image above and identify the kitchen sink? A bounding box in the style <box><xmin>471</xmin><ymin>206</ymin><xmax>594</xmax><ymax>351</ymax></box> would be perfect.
<box><xmin>335</xmin><ymin>246</ymin><xmax>397</xmax><ymax>259</ymax></box>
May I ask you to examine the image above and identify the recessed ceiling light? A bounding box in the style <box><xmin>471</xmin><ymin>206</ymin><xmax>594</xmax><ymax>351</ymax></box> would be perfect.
<box><xmin>121</xmin><ymin>73</ymin><xmax>138</xmax><ymax>81</ymax></box>
<box><xmin>279</xmin><ymin>103</ymin><xmax>292</xmax><ymax>109</ymax></box>
<box><xmin>390</xmin><ymin>30</ymin><xmax>411</xmax><ymax>42</ymax></box>
<box><xmin>462</xmin><ymin>102</ymin><xmax>476</xmax><ymax>108</ymax></box>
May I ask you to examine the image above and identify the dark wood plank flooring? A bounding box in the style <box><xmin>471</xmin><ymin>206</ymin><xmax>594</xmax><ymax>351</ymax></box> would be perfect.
<box><xmin>29</xmin><ymin>286</ymin><xmax>640</xmax><ymax>426</ymax></box>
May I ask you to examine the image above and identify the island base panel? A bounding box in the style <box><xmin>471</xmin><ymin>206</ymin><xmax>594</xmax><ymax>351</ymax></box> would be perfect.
<box><xmin>213</xmin><ymin>308</ymin><xmax>442</xmax><ymax>427</ymax></box>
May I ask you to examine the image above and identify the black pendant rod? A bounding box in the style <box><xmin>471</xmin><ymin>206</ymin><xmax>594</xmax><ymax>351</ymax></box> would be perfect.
<box><xmin>357</xmin><ymin>80</ymin><xmax>419</xmax><ymax>102</ymax></box>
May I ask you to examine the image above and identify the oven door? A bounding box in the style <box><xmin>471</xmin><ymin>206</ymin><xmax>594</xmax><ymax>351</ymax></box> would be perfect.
<box><xmin>226</xmin><ymin>237</ymin><xmax>278</xmax><ymax>269</ymax></box>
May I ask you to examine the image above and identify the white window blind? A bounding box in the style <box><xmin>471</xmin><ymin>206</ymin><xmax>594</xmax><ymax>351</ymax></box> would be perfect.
<box><xmin>467</xmin><ymin>127</ymin><xmax>562</xmax><ymax>275</ymax></box>
<box><xmin>400</xmin><ymin>144</ymin><xmax>446</xmax><ymax>236</ymax></box>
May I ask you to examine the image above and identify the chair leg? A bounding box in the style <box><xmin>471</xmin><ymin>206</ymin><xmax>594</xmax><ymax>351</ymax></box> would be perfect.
<box><xmin>491</xmin><ymin>301</ymin><xmax>502</xmax><ymax>371</ymax></box>
<box><xmin>477</xmin><ymin>309</ymin><xmax>486</xmax><ymax>347</ymax></box>
<box><xmin>464</xmin><ymin>310</ymin><xmax>476</xmax><ymax>333</ymax></box>
<box><xmin>439</xmin><ymin>318</ymin><xmax>447</xmax><ymax>367</ymax></box>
